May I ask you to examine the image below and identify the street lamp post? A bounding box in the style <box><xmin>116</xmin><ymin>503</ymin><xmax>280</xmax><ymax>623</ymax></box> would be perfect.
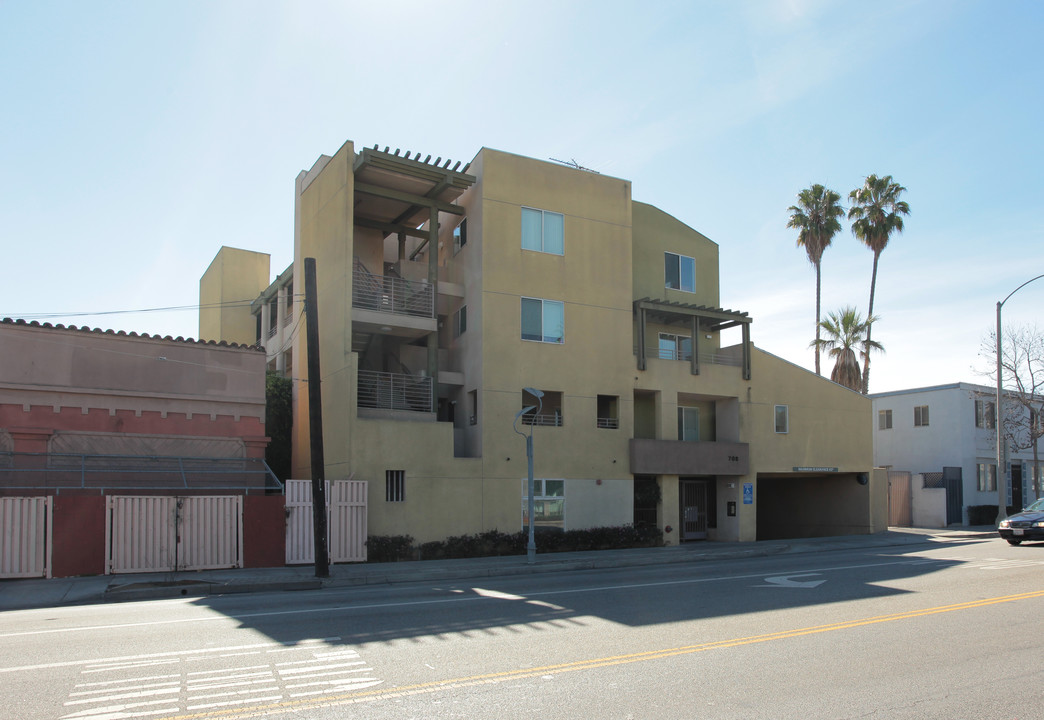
<box><xmin>513</xmin><ymin>387</ymin><xmax>544</xmax><ymax>564</ymax></box>
<box><xmin>996</xmin><ymin>274</ymin><xmax>1044</xmax><ymax>525</ymax></box>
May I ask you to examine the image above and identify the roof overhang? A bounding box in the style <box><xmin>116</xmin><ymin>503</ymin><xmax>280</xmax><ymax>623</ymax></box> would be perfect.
<box><xmin>633</xmin><ymin>297</ymin><xmax>752</xmax><ymax>331</ymax></box>
<box><xmin>352</xmin><ymin>147</ymin><xmax>477</xmax><ymax>234</ymax></box>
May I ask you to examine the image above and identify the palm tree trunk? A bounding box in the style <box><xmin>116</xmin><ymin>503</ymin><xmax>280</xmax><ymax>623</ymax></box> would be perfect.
<box><xmin>815</xmin><ymin>261</ymin><xmax>822</xmax><ymax>375</ymax></box>
<box><xmin>862</xmin><ymin>250</ymin><xmax>881</xmax><ymax>394</ymax></box>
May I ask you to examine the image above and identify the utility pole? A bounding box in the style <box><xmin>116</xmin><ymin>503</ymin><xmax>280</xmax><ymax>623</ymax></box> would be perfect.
<box><xmin>304</xmin><ymin>257</ymin><xmax>330</xmax><ymax>578</ymax></box>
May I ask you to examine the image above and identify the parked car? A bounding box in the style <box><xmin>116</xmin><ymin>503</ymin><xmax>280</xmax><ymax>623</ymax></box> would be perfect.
<box><xmin>998</xmin><ymin>497</ymin><xmax>1044</xmax><ymax>545</ymax></box>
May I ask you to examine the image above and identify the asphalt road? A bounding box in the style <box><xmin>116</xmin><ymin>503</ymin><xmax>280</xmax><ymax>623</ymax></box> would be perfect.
<box><xmin>2</xmin><ymin>535</ymin><xmax>1042</xmax><ymax>720</ymax></box>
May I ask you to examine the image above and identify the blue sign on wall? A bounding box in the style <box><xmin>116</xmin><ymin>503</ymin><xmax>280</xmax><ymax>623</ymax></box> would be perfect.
<box><xmin>743</xmin><ymin>482</ymin><xmax>753</xmax><ymax>505</ymax></box>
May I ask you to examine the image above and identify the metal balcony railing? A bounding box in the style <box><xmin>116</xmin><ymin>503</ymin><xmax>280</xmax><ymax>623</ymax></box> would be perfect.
<box><xmin>521</xmin><ymin>413</ymin><xmax>563</xmax><ymax>427</ymax></box>
<box><xmin>639</xmin><ymin>345</ymin><xmax>743</xmax><ymax>367</ymax></box>
<box><xmin>352</xmin><ymin>262</ymin><xmax>434</xmax><ymax>319</ymax></box>
<box><xmin>357</xmin><ymin>370</ymin><xmax>433</xmax><ymax>413</ymax></box>
<box><xmin>596</xmin><ymin>417</ymin><xmax>619</xmax><ymax>429</ymax></box>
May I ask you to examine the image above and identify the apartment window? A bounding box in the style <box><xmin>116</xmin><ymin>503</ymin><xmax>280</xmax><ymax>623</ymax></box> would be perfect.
<box><xmin>665</xmin><ymin>252</ymin><xmax>696</xmax><ymax>293</ymax></box>
<box><xmin>285</xmin><ymin>281</ymin><xmax>294</xmax><ymax>322</ymax></box>
<box><xmin>386</xmin><ymin>470</ymin><xmax>406</xmax><ymax>502</ymax></box>
<box><xmin>975</xmin><ymin>399</ymin><xmax>995</xmax><ymax>429</ymax></box>
<box><xmin>521</xmin><ymin>297</ymin><xmax>564</xmax><ymax>343</ymax></box>
<box><xmin>521</xmin><ymin>207</ymin><xmax>564</xmax><ymax>255</ymax></box>
<box><xmin>453</xmin><ymin>305</ymin><xmax>467</xmax><ymax>338</ymax></box>
<box><xmin>678</xmin><ymin>406</ymin><xmax>700</xmax><ymax>442</ymax></box>
<box><xmin>267</xmin><ymin>298</ymin><xmax>278</xmax><ymax>336</ymax></box>
<box><xmin>522</xmin><ymin>479</ymin><xmax>565</xmax><ymax>530</ymax></box>
<box><xmin>879</xmin><ymin>409</ymin><xmax>892</xmax><ymax>430</ymax></box>
<box><xmin>597</xmin><ymin>395</ymin><xmax>619</xmax><ymax>429</ymax></box>
<box><xmin>468</xmin><ymin>389</ymin><xmax>478</xmax><ymax>426</ymax></box>
<box><xmin>774</xmin><ymin>405</ymin><xmax>789</xmax><ymax>434</ymax></box>
<box><xmin>914</xmin><ymin>405</ymin><xmax>930</xmax><ymax>427</ymax></box>
<box><xmin>521</xmin><ymin>389</ymin><xmax>563</xmax><ymax>426</ymax></box>
<box><xmin>977</xmin><ymin>463</ymin><xmax>997</xmax><ymax>492</ymax></box>
<box><xmin>658</xmin><ymin>333</ymin><xmax>692</xmax><ymax>361</ymax></box>
<box><xmin>453</xmin><ymin>218</ymin><xmax>467</xmax><ymax>254</ymax></box>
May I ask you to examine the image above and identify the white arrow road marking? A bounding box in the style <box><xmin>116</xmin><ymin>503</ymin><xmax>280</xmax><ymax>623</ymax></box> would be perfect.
<box><xmin>759</xmin><ymin>573</ymin><xmax>826</xmax><ymax>588</ymax></box>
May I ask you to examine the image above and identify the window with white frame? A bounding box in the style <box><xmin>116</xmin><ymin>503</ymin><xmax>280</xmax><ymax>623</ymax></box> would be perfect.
<box><xmin>974</xmin><ymin>399</ymin><xmax>995</xmax><ymax>429</ymax></box>
<box><xmin>453</xmin><ymin>305</ymin><xmax>467</xmax><ymax>338</ymax></box>
<box><xmin>521</xmin><ymin>297</ymin><xmax>564</xmax><ymax>343</ymax></box>
<box><xmin>774</xmin><ymin>405</ymin><xmax>789</xmax><ymax>434</ymax></box>
<box><xmin>521</xmin><ymin>207</ymin><xmax>564</xmax><ymax>255</ymax></box>
<box><xmin>522</xmin><ymin>479</ymin><xmax>565</xmax><ymax>530</ymax></box>
<box><xmin>665</xmin><ymin>252</ymin><xmax>696</xmax><ymax>293</ymax></box>
<box><xmin>914</xmin><ymin>405</ymin><xmax>930</xmax><ymax>427</ymax></box>
<box><xmin>453</xmin><ymin>218</ymin><xmax>467</xmax><ymax>254</ymax></box>
<box><xmin>977</xmin><ymin>463</ymin><xmax>997</xmax><ymax>492</ymax></box>
<box><xmin>678</xmin><ymin>406</ymin><xmax>700</xmax><ymax>442</ymax></box>
<box><xmin>658</xmin><ymin>333</ymin><xmax>692</xmax><ymax>361</ymax></box>
<box><xmin>386</xmin><ymin>470</ymin><xmax>406</xmax><ymax>502</ymax></box>
<box><xmin>878</xmin><ymin>409</ymin><xmax>892</xmax><ymax>430</ymax></box>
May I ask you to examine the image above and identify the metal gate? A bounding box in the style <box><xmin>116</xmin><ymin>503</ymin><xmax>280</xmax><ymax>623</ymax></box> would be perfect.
<box><xmin>0</xmin><ymin>496</ymin><xmax>51</xmax><ymax>578</ymax></box>
<box><xmin>680</xmin><ymin>479</ymin><xmax>709</xmax><ymax>541</ymax></box>
<box><xmin>888</xmin><ymin>471</ymin><xmax>912</xmax><ymax>527</ymax></box>
<box><xmin>285</xmin><ymin>479</ymin><xmax>368</xmax><ymax>564</ymax></box>
<box><xmin>106</xmin><ymin>495</ymin><xmax>243</xmax><ymax>574</ymax></box>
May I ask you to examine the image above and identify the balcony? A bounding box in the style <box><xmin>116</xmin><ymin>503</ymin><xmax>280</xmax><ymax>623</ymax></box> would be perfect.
<box><xmin>353</xmin><ymin>263</ymin><xmax>434</xmax><ymax>319</ymax></box>
<box><xmin>630</xmin><ymin>438</ymin><xmax>749</xmax><ymax>476</ymax></box>
<box><xmin>638</xmin><ymin>344</ymin><xmax>744</xmax><ymax>367</ymax></box>
<box><xmin>358</xmin><ymin>370</ymin><xmax>433</xmax><ymax>414</ymax></box>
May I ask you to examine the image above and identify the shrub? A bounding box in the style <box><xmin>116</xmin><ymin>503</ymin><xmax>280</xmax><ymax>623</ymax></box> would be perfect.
<box><xmin>966</xmin><ymin>505</ymin><xmax>1016</xmax><ymax>525</ymax></box>
<box><xmin>365</xmin><ymin>535</ymin><xmax>414</xmax><ymax>563</ymax></box>
<box><xmin>367</xmin><ymin>525</ymin><xmax>663</xmax><ymax>563</ymax></box>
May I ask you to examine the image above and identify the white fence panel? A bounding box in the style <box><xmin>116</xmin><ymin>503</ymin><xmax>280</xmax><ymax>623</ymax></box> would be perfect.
<box><xmin>108</xmin><ymin>496</ymin><xmax>177</xmax><ymax>573</ymax></box>
<box><xmin>285</xmin><ymin>480</ymin><xmax>367</xmax><ymax>565</ymax></box>
<box><xmin>0</xmin><ymin>496</ymin><xmax>51</xmax><ymax>579</ymax></box>
<box><xmin>285</xmin><ymin>479</ymin><xmax>323</xmax><ymax>565</ymax></box>
<box><xmin>180</xmin><ymin>496</ymin><xmax>243</xmax><ymax>570</ymax></box>
<box><xmin>108</xmin><ymin>495</ymin><xmax>243</xmax><ymax>574</ymax></box>
<box><xmin>331</xmin><ymin>480</ymin><xmax>367</xmax><ymax>563</ymax></box>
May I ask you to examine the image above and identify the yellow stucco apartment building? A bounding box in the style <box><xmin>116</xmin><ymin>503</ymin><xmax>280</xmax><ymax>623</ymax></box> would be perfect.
<box><xmin>201</xmin><ymin>140</ymin><xmax>886</xmax><ymax>544</ymax></box>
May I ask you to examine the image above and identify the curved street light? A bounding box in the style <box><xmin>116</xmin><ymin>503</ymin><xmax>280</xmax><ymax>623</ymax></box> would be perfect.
<box><xmin>513</xmin><ymin>387</ymin><xmax>544</xmax><ymax>564</ymax></box>
<box><xmin>996</xmin><ymin>273</ymin><xmax>1044</xmax><ymax>524</ymax></box>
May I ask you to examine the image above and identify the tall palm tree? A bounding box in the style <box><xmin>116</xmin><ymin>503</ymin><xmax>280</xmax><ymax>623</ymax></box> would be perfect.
<box><xmin>848</xmin><ymin>174</ymin><xmax>910</xmax><ymax>393</ymax></box>
<box><xmin>812</xmin><ymin>306</ymin><xmax>883</xmax><ymax>392</ymax></box>
<box><xmin>787</xmin><ymin>184</ymin><xmax>845</xmax><ymax>376</ymax></box>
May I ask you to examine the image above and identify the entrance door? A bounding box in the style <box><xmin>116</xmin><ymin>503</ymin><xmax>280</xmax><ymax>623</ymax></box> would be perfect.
<box><xmin>1012</xmin><ymin>464</ymin><xmax>1023</xmax><ymax>509</ymax></box>
<box><xmin>680</xmin><ymin>479</ymin><xmax>709</xmax><ymax>541</ymax></box>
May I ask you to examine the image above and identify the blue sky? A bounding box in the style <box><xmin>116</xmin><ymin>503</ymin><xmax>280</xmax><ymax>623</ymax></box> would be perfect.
<box><xmin>1</xmin><ymin>0</ymin><xmax>1042</xmax><ymax>393</ymax></box>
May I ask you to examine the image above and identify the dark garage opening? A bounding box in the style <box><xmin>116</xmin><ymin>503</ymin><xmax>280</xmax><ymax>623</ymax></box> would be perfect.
<box><xmin>757</xmin><ymin>473</ymin><xmax>871</xmax><ymax>541</ymax></box>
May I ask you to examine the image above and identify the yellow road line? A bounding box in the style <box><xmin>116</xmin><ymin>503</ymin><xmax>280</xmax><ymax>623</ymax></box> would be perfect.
<box><xmin>157</xmin><ymin>589</ymin><xmax>1044</xmax><ymax>719</ymax></box>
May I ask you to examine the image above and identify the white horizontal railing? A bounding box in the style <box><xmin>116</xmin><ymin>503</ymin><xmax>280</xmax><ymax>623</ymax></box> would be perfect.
<box><xmin>352</xmin><ymin>269</ymin><xmax>434</xmax><ymax>319</ymax></box>
<box><xmin>521</xmin><ymin>413</ymin><xmax>562</xmax><ymax>427</ymax></box>
<box><xmin>357</xmin><ymin>370</ymin><xmax>433</xmax><ymax>413</ymax></box>
<box><xmin>638</xmin><ymin>346</ymin><xmax>743</xmax><ymax>367</ymax></box>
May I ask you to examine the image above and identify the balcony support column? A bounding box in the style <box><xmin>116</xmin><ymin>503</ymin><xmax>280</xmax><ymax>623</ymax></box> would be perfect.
<box><xmin>690</xmin><ymin>316</ymin><xmax>701</xmax><ymax>376</ymax></box>
<box><xmin>427</xmin><ymin>205</ymin><xmax>439</xmax><ymax>410</ymax></box>
<box><xmin>742</xmin><ymin>323</ymin><xmax>751</xmax><ymax>380</ymax></box>
<box><xmin>636</xmin><ymin>303</ymin><xmax>647</xmax><ymax>371</ymax></box>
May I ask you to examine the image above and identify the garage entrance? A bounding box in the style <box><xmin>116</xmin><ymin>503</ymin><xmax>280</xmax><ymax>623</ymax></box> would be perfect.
<box><xmin>756</xmin><ymin>472</ymin><xmax>870</xmax><ymax>540</ymax></box>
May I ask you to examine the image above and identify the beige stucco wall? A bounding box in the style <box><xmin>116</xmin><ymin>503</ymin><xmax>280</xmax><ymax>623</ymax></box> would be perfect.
<box><xmin>293</xmin><ymin>141</ymin><xmax>355</xmax><ymax>481</ymax></box>
<box><xmin>199</xmin><ymin>246</ymin><xmax>270</xmax><ymax>345</ymax></box>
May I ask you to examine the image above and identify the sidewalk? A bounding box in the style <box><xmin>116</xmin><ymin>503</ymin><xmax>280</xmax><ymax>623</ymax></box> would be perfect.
<box><xmin>0</xmin><ymin>527</ymin><xmax>997</xmax><ymax>612</ymax></box>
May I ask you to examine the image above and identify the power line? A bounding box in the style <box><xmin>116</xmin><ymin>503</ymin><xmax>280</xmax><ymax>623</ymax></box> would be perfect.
<box><xmin>3</xmin><ymin>295</ymin><xmax>305</xmax><ymax>322</ymax></box>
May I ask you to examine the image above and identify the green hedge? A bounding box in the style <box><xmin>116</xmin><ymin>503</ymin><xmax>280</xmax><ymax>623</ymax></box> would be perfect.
<box><xmin>966</xmin><ymin>504</ymin><xmax>1016</xmax><ymax>525</ymax></box>
<box><xmin>366</xmin><ymin>525</ymin><xmax>664</xmax><ymax>563</ymax></box>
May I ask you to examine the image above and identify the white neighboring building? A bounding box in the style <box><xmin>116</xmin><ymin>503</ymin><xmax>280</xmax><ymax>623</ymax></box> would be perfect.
<box><xmin>871</xmin><ymin>382</ymin><xmax>1043</xmax><ymax>524</ymax></box>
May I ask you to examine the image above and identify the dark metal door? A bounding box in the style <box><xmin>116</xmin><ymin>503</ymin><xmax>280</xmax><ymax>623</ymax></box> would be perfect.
<box><xmin>680</xmin><ymin>480</ymin><xmax>708</xmax><ymax>540</ymax></box>
<box><xmin>942</xmin><ymin>467</ymin><xmax>963</xmax><ymax>525</ymax></box>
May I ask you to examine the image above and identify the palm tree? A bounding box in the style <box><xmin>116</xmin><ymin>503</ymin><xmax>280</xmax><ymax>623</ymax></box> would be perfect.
<box><xmin>812</xmin><ymin>306</ymin><xmax>883</xmax><ymax>392</ymax></box>
<box><xmin>848</xmin><ymin>174</ymin><xmax>910</xmax><ymax>393</ymax></box>
<box><xmin>787</xmin><ymin>184</ymin><xmax>845</xmax><ymax>376</ymax></box>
